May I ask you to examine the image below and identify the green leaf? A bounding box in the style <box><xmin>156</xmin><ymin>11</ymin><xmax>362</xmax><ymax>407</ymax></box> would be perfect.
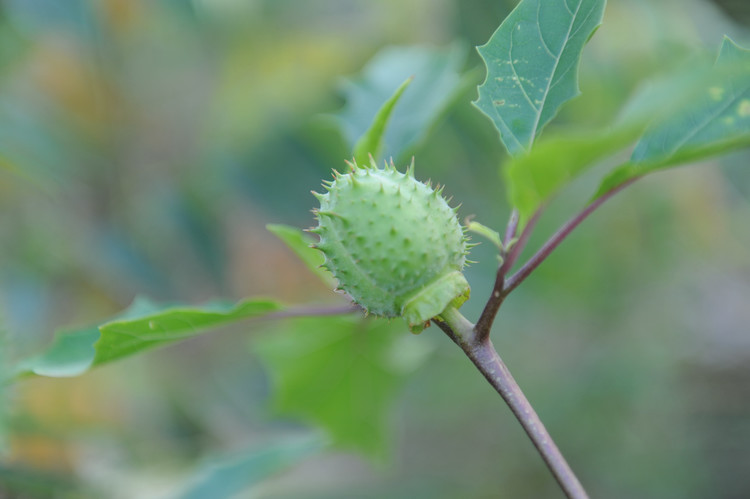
<box><xmin>15</xmin><ymin>297</ymin><xmax>281</xmax><ymax>378</ymax></box>
<box><xmin>333</xmin><ymin>44</ymin><xmax>467</xmax><ymax>163</ymax></box>
<box><xmin>474</xmin><ymin>0</ymin><xmax>606</xmax><ymax>156</ymax></box>
<box><xmin>632</xmin><ymin>38</ymin><xmax>750</xmax><ymax>166</ymax></box>
<box><xmin>615</xmin><ymin>60</ymin><xmax>718</xmax><ymax>127</ymax></box>
<box><xmin>13</xmin><ymin>327</ymin><xmax>100</xmax><ymax>378</ymax></box>
<box><xmin>266</xmin><ymin>224</ymin><xmax>335</xmax><ymax>288</ymax></box>
<box><xmin>595</xmin><ymin>37</ymin><xmax>750</xmax><ymax>197</ymax></box>
<box><xmin>501</xmin><ymin>55</ymin><xmax>721</xmax><ymax>225</ymax></box>
<box><xmin>505</xmin><ymin>125</ymin><xmax>639</xmax><ymax>226</ymax></box>
<box><xmin>178</xmin><ymin>434</ymin><xmax>326</xmax><ymax>499</ymax></box>
<box><xmin>254</xmin><ymin>316</ymin><xmax>432</xmax><ymax>458</ymax></box>
<box><xmin>466</xmin><ymin>220</ymin><xmax>504</xmax><ymax>251</ymax></box>
<box><xmin>94</xmin><ymin>297</ymin><xmax>280</xmax><ymax>366</ymax></box>
<box><xmin>499</xmin><ymin>49</ymin><xmax>739</xmax><ymax>226</ymax></box>
<box><xmin>352</xmin><ymin>77</ymin><xmax>412</xmax><ymax>164</ymax></box>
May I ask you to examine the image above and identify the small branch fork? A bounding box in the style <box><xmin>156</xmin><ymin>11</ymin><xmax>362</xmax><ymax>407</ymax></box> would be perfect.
<box><xmin>438</xmin><ymin>180</ymin><xmax>637</xmax><ymax>499</ymax></box>
<box><xmin>504</xmin><ymin>179</ymin><xmax>637</xmax><ymax>295</ymax></box>
<box><xmin>279</xmin><ymin>180</ymin><xmax>635</xmax><ymax>499</ymax></box>
<box><xmin>475</xmin><ymin>208</ymin><xmax>539</xmax><ymax>339</ymax></box>
<box><xmin>475</xmin><ymin>179</ymin><xmax>636</xmax><ymax>342</ymax></box>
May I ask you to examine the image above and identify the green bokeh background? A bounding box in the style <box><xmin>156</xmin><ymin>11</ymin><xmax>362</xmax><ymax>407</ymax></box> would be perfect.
<box><xmin>1</xmin><ymin>0</ymin><xmax>749</xmax><ymax>497</ymax></box>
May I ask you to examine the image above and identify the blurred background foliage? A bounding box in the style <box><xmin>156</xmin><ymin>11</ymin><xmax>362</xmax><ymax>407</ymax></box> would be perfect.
<box><xmin>0</xmin><ymin>0</ymin><xmax>749</xmax><ymax>497</ymax></box>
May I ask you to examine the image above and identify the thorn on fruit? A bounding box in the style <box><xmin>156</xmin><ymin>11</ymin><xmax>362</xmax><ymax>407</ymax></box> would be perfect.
<box><xmin>311</xmin><ymin>159</ymin><xmax>471</xmax><ymax>326</ymax></box>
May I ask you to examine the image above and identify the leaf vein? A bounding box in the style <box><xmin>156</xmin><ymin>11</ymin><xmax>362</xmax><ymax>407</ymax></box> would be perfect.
<box><xmin>530</xmin><ymin>0</ymin><xmax>584</xmax><ymax>141</ymax></box>
<box><xmin>486</xmin><ymin>95</ymin><xmax>526</xmax><ymax>152</ymax></box>
<box><xmin>509</xmin><ymin>26</ymin><xmax>540</xmax><ymax>112</ymax></box>
<box><xmin>536</xmin><ymin>2</ymin><xmax>558</xmax><ymax>58</ymax></box>
<box><xmin>549</xmin><ymin>60</ymin><xmax>576</xmax><ymax>91</ymax></box>
<box><xmin>566</xmin><ymin>2</ymin><xmax>598</xmax><ymax>43</ymax></box>
<box><xmin>666</xmin><ymin>86</ymin><xmax>750</xmax><ymax>156</ymax></box>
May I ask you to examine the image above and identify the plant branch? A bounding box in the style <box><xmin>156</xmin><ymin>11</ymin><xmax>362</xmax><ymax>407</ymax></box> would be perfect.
<box><xmin>439</xmin><ymin>306</ymin><xmax>588</xmax><ymax>499</ymax></box>
<box><xmin>263</xmin><ymin>303</ymin><xmax>361</xmax><ymax>321</ymax></box>
<box><xmin>504</xmin><ymin>208</ymin><xmax>519</xmax><ymax>246</ymax></box>
<box><xmin>502</xmin><ymin>208</ymin><xmax>540</xmax><ymax>276</ymax></box>
<box><xmin>504</xmin><ymin>179</ymin><xmax>638</xmax><ymax>295</ymax></box>
<box><xmin>475</xmin><ymin>209</ymin><xmax>541</xmax><ymax>338</ymax></box>
<box><xmin>432</xmin><ymin>318</ymin><xmax>460</xmax><ymax>346</ymax></box>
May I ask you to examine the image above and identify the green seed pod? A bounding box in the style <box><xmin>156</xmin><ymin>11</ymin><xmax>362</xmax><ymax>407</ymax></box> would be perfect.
<box><xmin>311</xmin><ymin>158</ymin><xmax>470</xmax><ymax>333</ymax></box>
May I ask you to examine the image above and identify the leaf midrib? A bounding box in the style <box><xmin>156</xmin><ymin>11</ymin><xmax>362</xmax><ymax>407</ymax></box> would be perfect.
<box><xmin>528</xmin><ymin>0</ymin><xmax>584</xmax><ymax>148</ymax></box>
<box><xmin>662</xmin><ymin>82</ymin><xmax>750</xmax><ymax>159</ymax></box>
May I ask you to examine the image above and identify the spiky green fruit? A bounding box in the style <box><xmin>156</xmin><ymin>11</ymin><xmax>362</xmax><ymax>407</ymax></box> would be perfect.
<box><xmin>311</xmin><ymin>158</ymin><xmax>470</xmax><ymax>332</ymax></box>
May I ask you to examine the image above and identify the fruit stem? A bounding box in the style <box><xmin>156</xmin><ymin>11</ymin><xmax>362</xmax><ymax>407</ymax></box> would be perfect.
<box><xmin>437</xmin><ymin>306</ymin><xmax>589</xmax><ymax>499</ymax></box>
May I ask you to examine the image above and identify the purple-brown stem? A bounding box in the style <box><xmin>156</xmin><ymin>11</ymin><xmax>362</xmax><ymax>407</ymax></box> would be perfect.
<box><xmin>504</xmin><ymin>179</ymin><xmax>637</xmax><ymax>294</ymax></box>
<box><xmin>475</xmin><ymin>209</ymin><xmax>541</xmax><ymax>339</ymax></box>
<box><xmin>434</xmin><ymin>179</ymin><xmax>641</xmax><ymax>497</ymax></box>
<box><xmin>503</xmin><ymin>208</ymin><xmax>519</xmax><ymax>246</ymax></box>
<box><xmin>439</xmin><ymin>306</ymin><xmax>588</xmax><ymax>499</ymax></box>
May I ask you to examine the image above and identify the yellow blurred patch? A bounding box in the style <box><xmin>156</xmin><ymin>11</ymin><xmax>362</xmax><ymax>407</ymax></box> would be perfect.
<box><xmin>27</xmin><ymin>35</ymin><xmax>113</xmax><ymax>134</ymax></box>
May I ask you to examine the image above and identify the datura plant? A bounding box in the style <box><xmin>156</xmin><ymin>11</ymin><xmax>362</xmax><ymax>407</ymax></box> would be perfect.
<box><xmin>8</xmin><ymin>1</ymin><xmax>750</xmax><ymax>498</ymax></box>
<box><xmin>311</xmin><ymin>157</ymin><xmax>471</xmax><ymax>333</ymax></box>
